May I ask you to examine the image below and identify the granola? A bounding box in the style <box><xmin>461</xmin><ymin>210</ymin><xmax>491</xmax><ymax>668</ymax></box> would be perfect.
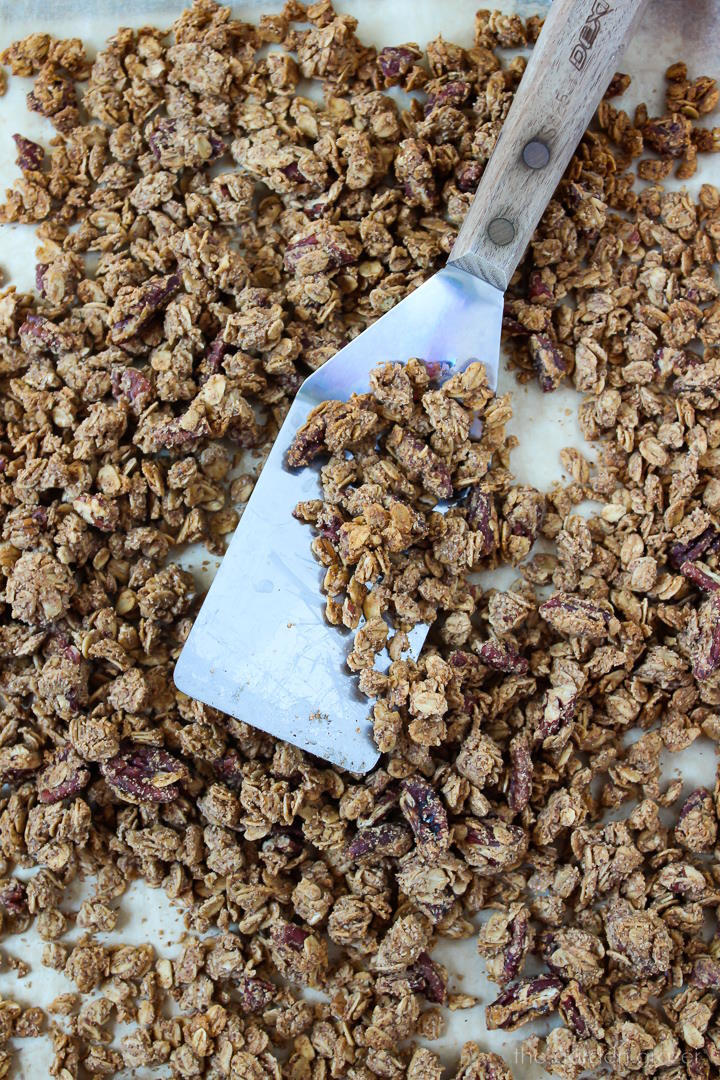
<box><xmin>0</xmin><ymin>1</ymin><xmax>716</xmax><ymax>1078</ymax></box>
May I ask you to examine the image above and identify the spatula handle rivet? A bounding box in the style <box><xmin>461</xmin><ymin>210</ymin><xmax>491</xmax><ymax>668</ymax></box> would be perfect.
<box><xmin>487</xmin><ymin>217</ymin><xmax>515</xmax><ymax>246</ymax></box>
<box><xmin>522</xmin><ymin>138</ymin><xmax>551</xmax><ymax>169</ymax></box>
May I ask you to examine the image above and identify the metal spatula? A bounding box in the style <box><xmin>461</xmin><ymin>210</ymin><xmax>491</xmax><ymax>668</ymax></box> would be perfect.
<box><xmin>175</xmin><ymin>0</ymin><xmax>649</xmax><ymax>772</ymax></box>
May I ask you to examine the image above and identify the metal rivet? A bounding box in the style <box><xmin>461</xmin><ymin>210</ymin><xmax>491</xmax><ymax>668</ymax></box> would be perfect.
<box><xmin>522</xmin><ymin>139</ymin><xmax>551</xmax><ymax>169</ymax></box>
<box><xmin>487</xmin><ymin>217</ymin><xmax>515</xmax><ymax>246</ymax></box>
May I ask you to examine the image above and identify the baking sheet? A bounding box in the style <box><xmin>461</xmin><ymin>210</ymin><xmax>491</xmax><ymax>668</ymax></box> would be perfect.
<box><xmin>0</xmin><ymin>1</ymin><xmax>717</xmax><ymax>1076</ymax></box>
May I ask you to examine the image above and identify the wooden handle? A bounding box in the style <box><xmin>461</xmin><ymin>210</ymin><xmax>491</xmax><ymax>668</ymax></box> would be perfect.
<box><xmin>449</xmin><ymin>0</ymin><xmax>649</xmax><ymax>290</ymax></box>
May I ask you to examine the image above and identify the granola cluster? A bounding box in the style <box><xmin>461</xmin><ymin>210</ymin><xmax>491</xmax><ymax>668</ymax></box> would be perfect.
<box><xmin>0</xmin><ymin>0</ymin><xmax>718</xmax><ymax>1077</ymax></box>
<box><xmin>289</xmin><ymin>359</ymin><xmax>518</xmax><ymax>712</ymax></box>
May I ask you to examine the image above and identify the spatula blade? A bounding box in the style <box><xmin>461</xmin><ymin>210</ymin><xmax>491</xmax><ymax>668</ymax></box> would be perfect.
<box><xmin>174</xmin><ymin>266</ymin><xmax>503</xmax><ymax>773</ymax></box>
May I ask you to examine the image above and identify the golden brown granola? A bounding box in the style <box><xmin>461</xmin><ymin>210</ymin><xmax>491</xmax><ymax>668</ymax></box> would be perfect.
<box><xmin>0</xmin><ymin>0</ymin><xmax>717</xmax><ymax>1077</ymax></box>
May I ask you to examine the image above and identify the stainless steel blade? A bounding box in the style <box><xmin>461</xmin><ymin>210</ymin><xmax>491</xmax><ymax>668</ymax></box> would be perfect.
<box><xmin>174</xmin><ymin>265</ymin><xmax>503</xmax><ymax>773</ymax></box>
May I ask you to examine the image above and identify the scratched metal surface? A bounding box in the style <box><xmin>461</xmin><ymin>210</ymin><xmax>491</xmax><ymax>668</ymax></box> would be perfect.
<box><xmin>0</xmin><ymin>2</ymin><xmax>717</xmax><ymax>1077</ymax></box>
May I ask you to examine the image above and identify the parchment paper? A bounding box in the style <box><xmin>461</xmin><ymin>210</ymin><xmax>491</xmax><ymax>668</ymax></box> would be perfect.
<box><xmin>0</xmin><ymin>2</ymin><xmax>717</xmax><ymax>1077</ymax></box>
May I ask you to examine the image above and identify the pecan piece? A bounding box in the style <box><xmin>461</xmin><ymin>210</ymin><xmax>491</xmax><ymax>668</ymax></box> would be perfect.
<box><xmin>38</xmin><ymin>747</ymin><xmax>91</xmax><ymax>804</ymax></box>
<box><xmin>486</xmin><ymin>974</ymin><xmax>562</xmax><ymax>1031</ymax></box>
<box><xmin>376</xmin><ymin>44</ymin><xmax>422</xmax><ymax>85</ymax></box>
<box><xmin>539</xmin><ymin>593</ymin><xmax>619</xmax><ymax>640</ymax></box>
<box><xmin>286</xmin><ymin>411</ymin><xmax>327</xmax><ymax>468</ymax></box>
<box><xmin>111</xmin><ymin>367</ymin><xmax>155</xmax><ymax>415</ymax></box>
<box><xmin>198</xmin><ymin>335</ymin><xmax>231</xmax><ymax>385</ymax></box>
<box><xmin>212</xmin><ymin>751</ymin><xmax>244</xmax><ymax>791</ymax></box>
<box><xmin>690</xmin><ymin>957</ymin><xmax>720</xmax><ymax>989</ymax></box>
<box><xmin>236</xmin><ymin>975</ymin><xmax>276</xmax><ymax>1013</ymax></box>
<box><xmin>464</xmin><ymin>486</ymin><xmax>498</xmax><ymax>556</ymax></box>
<box><xmin>456</xmin><ymin>817</ymin><xmax>528</xmax><ymax>874</ymax></box>
<box><xmin>499</xmin><ymin>908</ymin><xmax>531</xmax><ymax>984</ymax></box>
<box><xmin>681</xmin><ymin>560</ymin><xmax>720</xmax><ymax>592</ymax></box>
<box><xmin>346</xmin><ymin>822</ymin><xmax>413</xmax><ymax>863</ymax></box>
<box><xmin>642</xmin><ymin>113</ymin><xmax>692</xmax><ymax>157</ymax></box>
<box><xmin>109</xmin><ymin>273</ymin><xmax>181</xmax><ymax>344</ymax></box>
<box><xmin>654</xmin><ymin>862</ymin><xmax>707</xmax><ymax>900</ymax></box>
<box><xmin>386</xmin><ymin>425</ymin><xmax>453</xmax><ymax>499</ymax></box>
<box><xmin>407</xmin><ymin>951</ymin><xmax>447</xmax><ymax>1003</ymax></box>
<box><xmin>101</xmin><ymin>744</ymin><xmax>187</xmax><ymax>804</ymax></box>
<box><xmin>0</xmin><ymin>879</ymin><xmax>28</xmax><ymax>916</ymax></box>
<box><xmin>284</xmin><ymin>227</ymin><xmax>360</xmax><ymax>275</ymax></box>
<box><xmin>529</xmin><ymin>334</ymin><xmax>567</xmax><ymax>392</ymax></box>
<box><xmin>478</xmin><ymin>904</ymin><xmax>533</xmax><ymax>985</ymax></box>
<box><xmin>455</xmin><ymin>160</ymin><xmax>484</xmax><ymax>193</ymax></box>
<box><xmin>13</xmin><ymin>133</ymin><xmax>44</xmax><ymax>171</ymax></box>
<box><xmin>508</xmin><ymin>733</ymin><xmax>533</xmax><ymax>813</ymax></box>
<box><xmin>669</xmin><ymin>526</ymin><xmax>720</xmax><ymax>567</ymax></box>
<box><xmin>558</xmin><ymin>980</ymin><xmax>605</xmax><ymax>1040</ymax></box>
<box><xmin>503</xmin><ymin>486</ymin><xmax>545</xmax><ymax>542</ymax></box>
<box><xmin>475</xmin><ymin>637</ymin><xmax>528</xmax><ymax>674</ymax></box>
<box><xmin>399</xmin><ymin>777</ymin><xmax>449</xmax><ymax>858</ymax></box>
<box><xmin>686</xmin><ymin>1049</ymin><xmax>711</xmax><ymax>1080</ymax></box>
<box><xmin>18</xmin><ymin>313</ymin><xmax>77</xmax><ymax>356</ymax></box>
<box><xmin>269</xmin><ymin>922</ymin><xmax>327</xmax><ymax>986</ymax></box>
<box><xmin>283</xmin><ymin>234</ymin><xmax>321</xmax><ymax>274</ymax></box>
<box><xmin>272</xmin><ymin>923</ymin><xmax>308</xmax><ymax>951</ymax></box>
<box><xmin>426</xmin><ymin>80</ymin><xmax>472</xmax><ymax>113</ymax></box>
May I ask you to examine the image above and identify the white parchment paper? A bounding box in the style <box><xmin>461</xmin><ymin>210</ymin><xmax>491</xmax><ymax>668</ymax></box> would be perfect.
<box><xmin>0</xmin><ymin>2</ymin><xmax>717</xmax><ymax>1076</ymax></box>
